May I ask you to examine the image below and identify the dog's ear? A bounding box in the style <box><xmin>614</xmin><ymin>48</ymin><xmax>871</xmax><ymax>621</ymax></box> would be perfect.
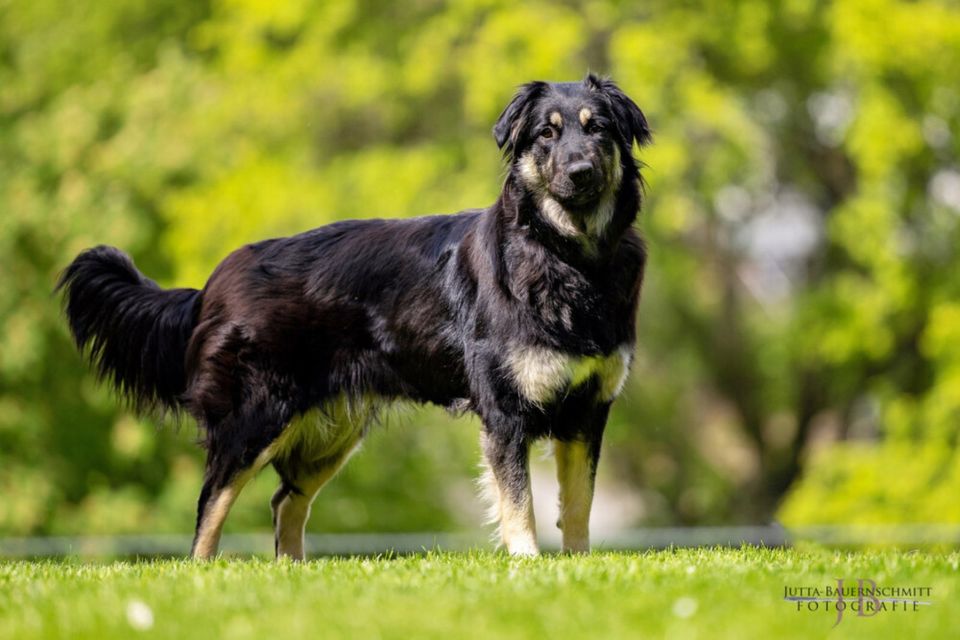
<box><xmin>493</xmin><ymin>81</ymin><xmax>547</xmax><ymax>154</ymax></box>
<box><xmin>585</xmin><ymin>74</ymin><xmax>652</xmax><ymax>148</ymax></box>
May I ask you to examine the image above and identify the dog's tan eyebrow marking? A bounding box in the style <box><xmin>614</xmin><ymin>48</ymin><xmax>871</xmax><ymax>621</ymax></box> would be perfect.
<box><xmin>550</xmin><ymin>112</ymin><xmax>563</xmax><ymax>128</ymax></box>
<box><xmin>579</xmin><ymin>108</ymin><xmax>592</xmax><ymax>126</ymax></box>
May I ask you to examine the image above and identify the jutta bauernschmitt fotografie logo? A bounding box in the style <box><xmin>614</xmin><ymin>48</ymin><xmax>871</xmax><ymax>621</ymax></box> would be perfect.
<box><xmin>784</xmin><ymin>578</ymin><xmax>932</xmax><ymax>627</ymax></box>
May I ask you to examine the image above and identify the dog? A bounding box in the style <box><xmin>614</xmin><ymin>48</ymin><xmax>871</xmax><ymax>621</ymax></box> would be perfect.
<box><xmin>57</xmin><ymin>73</ymin><xmax>651</xmax><ymax>559</ymax></box>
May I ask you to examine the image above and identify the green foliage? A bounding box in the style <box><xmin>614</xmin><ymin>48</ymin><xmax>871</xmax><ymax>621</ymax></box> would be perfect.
<box><xmin>0</xmin><ymin>550</ymin><xmax>957</xmax><ymax>639</ymax></box>
<box><xmin>781</xmin><ymin>443</ymin><xmax>960</xmax><ymax>525</ymax></box>
<box><xmin>1</xmin><ymin>0</ymin><xmax>959</xmax><ymax>535</ymax></box>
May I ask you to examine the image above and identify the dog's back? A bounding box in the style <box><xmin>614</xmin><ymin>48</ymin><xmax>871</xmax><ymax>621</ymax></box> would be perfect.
<box><xmin>184</xmin><ymin>213</ymin><xmax>482</xmax><ymax>424</ymax></box>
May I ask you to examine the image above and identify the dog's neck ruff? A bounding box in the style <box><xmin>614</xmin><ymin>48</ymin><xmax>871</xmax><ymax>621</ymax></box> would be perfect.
<box><xmin>539</xmin><ymin>194</ymin><xmax>617</xmax><ymax>240</ymax></box>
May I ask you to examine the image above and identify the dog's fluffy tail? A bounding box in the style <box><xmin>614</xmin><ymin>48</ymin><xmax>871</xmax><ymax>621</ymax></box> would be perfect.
<box><xmin>56</xmin><ymin>245</ymin><xmax>203</xmax><ymax>414</ymax></box>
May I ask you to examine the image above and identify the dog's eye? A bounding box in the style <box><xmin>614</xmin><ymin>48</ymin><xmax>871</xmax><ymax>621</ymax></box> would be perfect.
<box><xmin>539</xmin><ymin>127</ymin><xmax>554</xmax><ymax>140</ymax></box>
<box><xmin>585</xmin><ymin>122</ymin><xmax>604</xmax><ymax>134</ymax></box>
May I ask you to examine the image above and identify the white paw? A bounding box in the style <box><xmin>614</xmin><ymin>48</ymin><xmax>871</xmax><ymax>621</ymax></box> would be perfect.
<box><xmin>507</xmin><ymin>538</ymin><xmax>540</xmax><ymax>557</ymax></box>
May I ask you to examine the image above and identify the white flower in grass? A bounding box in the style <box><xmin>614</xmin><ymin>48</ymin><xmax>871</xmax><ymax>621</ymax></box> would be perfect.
<box><xmin>126</xmin><ymin>599</ymin><xmax>154</xmax><ymax>631</ymax></box>
<box><xmin>672</xmin><ymin>596</ymin><xmax>698</xmax><ymax>619</ymax></box>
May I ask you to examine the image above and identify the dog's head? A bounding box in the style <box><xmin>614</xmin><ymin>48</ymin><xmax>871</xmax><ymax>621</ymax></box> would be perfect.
<box><xmin>494</xmin><ymin>74</ymin><xmax>651</xmax><ymax>213</ymax></box>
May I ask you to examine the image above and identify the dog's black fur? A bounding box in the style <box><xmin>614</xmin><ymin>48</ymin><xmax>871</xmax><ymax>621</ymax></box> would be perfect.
<box><xmin>58</xmin><ymin>74</ymin><xmax>650</xmax><ymax>558</ymax></box>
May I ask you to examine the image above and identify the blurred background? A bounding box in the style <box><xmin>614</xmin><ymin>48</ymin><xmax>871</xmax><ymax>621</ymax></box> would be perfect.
<box><xmin>1</xmin><ymin>0</ymin><xmax>959</xmax><ymax>549</ymax></box>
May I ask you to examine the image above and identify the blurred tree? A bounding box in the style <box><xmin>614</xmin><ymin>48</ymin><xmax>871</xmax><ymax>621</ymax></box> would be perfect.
<box><xmin>1</xmin><ymin>0</ymin><xmax>958</xmax><ymax>535</ymax></box>
<box><xmin>606</xmin><ymin>0</ymin><xmax>960</xmax><ymax>524</ymax></box>
<box><xmin>0</xmin><ymin>0</ymin><xmax>215</xmax><ymax>533</ymax></box>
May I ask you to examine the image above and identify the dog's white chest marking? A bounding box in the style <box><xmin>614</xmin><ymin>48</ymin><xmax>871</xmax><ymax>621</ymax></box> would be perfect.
<box><xmin>505</xmin><ymin>345</ymin><xmax>633</xmax><ymax>406</ymax></box>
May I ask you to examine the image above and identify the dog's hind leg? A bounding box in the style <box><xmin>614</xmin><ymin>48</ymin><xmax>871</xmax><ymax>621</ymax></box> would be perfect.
<box><xmin>271</xmin><ymin>438</ymin><xmax>362</xmax><ymax>560</ymax></box>
<box><xmin>191</xmin><ymin>402</ymin><xmax>286</xmax><ymax>560</ymax></box>
<box><xmin>480</xmin><ymin>429</ymin><xmax>539</xmax><ymax>556</ymax></box>
<box><xmin>191</xmin><ymin>468</ymin><xmax>254</xmax><ymax>560</ymax></box>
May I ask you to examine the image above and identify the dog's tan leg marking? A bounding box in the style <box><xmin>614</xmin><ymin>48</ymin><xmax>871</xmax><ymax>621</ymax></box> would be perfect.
<box><xmin>274</xmin><ymin>442</ymin><xmax>360</xmax><ymax>561</ymax></box>
<box><xmin>192</xmin><ymin>479</ymin><xmax>247</xmax><ymax>559</ymax></box>
<box><xmin>479</xmin><ymin>432</ymin><xmax>539</xmax><ymax>556</ymax></box>
<box><xmin>495</xmin><ymin>480</ymin><xmax>538</xmax><ymax>556</ymax></box>
<box><xmin>193</xmin><ymin>444</ymin><xmax>279</xmax><ymax>560</ymax></box>
<box><xmin>554</xmin><ymin>439</ymin><xmax>594</xmax><ymax>553</ymax></box>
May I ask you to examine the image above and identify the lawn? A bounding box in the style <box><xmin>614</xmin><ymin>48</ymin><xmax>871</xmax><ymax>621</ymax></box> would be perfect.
<box><xmin>0</xmin><ymin>548</ymin><xmax>956</xmax><ymax>639</ymax></box>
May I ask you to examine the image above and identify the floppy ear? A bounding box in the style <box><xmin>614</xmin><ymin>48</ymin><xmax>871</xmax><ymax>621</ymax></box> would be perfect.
<box><xmin>585</xmin><ymin>74</ymin><xmax>652</xmax><ymax>148</ymax></box>
<box><xmin>493</xmin><ymin>81</ymin><xmax>547</xmax><ymax>154</ymax></box>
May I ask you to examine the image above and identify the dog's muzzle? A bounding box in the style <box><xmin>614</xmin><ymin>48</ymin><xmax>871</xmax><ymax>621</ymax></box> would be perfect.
<box><xmin>553</xmin><ymin>161</ymin><xmax>605</xmax><ymax>207</ymax></box>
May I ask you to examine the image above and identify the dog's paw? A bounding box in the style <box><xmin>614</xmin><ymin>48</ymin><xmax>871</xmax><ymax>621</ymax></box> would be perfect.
<box><xmin>506</xmin><ymin>539</ymin><xmax>541</xmax><ymax>557</ymax></box>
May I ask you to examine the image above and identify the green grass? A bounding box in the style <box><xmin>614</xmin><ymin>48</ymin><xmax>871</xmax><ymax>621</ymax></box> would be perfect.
<box><xmin>1</xmin><ymin>548</ymin><xmax>956</xmax><ymax>639</ymax></box>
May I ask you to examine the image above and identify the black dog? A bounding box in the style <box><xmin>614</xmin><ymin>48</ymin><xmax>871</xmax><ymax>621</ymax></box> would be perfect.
<box><xmin>58</xmin><ymin>74</ymin><xmax>651</xmax><ymax>558</ymax></box>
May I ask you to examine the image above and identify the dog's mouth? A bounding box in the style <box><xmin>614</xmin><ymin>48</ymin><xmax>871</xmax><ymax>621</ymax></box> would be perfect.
<box><xmin>549</xmin><ymin>180</ymin><xmax>605</xmax><ymax>210</ymax></box>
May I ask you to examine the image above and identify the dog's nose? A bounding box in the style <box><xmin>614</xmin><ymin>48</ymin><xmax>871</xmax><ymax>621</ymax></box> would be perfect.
<box><xmin>566</xmin><ymin>161</ymin><xmax>595</xmax><ymax>186</ymax></box>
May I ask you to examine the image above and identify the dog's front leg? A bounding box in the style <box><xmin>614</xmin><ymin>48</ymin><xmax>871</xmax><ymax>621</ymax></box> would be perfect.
<box><xmin>480</xmin><ymin>428</ymin><xmax>539</xmax><ymax>556</ymax></box>
<box><xmin>554</xmin><ymin>405</ymin><xmax>608</xmax><ymax>553</ymax></box>
<box><xmin>554</xmin><ymin>438</ymin><xmax>600</xmax><ymax>553</ymax></box>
